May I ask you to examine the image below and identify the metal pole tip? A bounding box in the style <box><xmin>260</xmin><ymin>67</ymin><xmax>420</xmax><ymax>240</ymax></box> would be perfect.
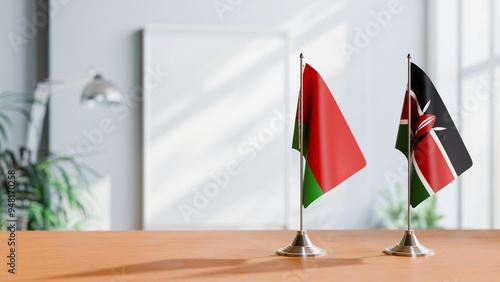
<box><xmin>300</xmin><ymin>53</ymin><xmax>304</xmax><ymax>58</ymax></box>
<box><xmin>407</xmin><ymin>53</ymin><xmax>411</xmax><ymax>59</ymax></box>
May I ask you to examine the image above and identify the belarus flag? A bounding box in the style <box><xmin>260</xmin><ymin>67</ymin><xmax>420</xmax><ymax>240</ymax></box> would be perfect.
<box><xmin>293</xmin><ymin>64</ymin><xmax>366</xmax><ymax>208</ymax></box>
<box><xmin>396</xmin><ymin>63</ymin><xmax>473</xmax><ymax>208</ymax></box>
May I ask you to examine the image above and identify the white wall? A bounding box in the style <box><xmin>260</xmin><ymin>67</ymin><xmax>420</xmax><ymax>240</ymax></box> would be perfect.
<box><xmin>49</xmin><ymin>0</ymin><xmax>426</xmax><ymax>230</ymax></box>
<box><xmin>0</xmin><ymin>0</ymin><xmax>37</xmax><ymax>150</ymax></box>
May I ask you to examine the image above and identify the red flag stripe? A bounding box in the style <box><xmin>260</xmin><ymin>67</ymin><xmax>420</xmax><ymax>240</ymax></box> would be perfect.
<box><xmin>412</xmin><ymin>130</ymin><xmax>457</xmax><ymax>193</ymax></box>
<box><xmin>399</xmin><ymin>90</ymin><xmax>421</xmax><ymax>126</ymax></box>
<box><xmin>429</xmin><ymin>130</ymin><xmax>458</xmax><ymax>178</ymax></box>
<box><xmin>300</xmin><ymin>64</ymin><xmax>366</xmax><ymax>193</ymax></box>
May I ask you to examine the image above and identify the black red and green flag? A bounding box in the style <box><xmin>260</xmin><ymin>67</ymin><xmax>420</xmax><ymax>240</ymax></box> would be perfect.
<box><xmin>293</xmin><ymin>63</ymin><xmax>366</xmax><ymax>208</ymax></box>
<box><xmin>396</xmin><ymin>63</ymin><xmax>473</xmax><ymax>208</ymax></box>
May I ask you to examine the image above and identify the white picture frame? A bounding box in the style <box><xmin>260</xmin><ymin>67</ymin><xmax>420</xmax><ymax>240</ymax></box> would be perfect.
<box><xmin>142</xmin><ymin>24</ymin><xmax>291</xmax><ymax>230</ymax></box>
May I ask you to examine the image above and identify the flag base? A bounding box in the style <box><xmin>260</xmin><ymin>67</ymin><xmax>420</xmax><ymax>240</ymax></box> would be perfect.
<box><xmin>383</xmin><ymin>230</ymin><xmax>434</xmax><ymax>257</ymax></box>
<box><xmin>277</xmin><ymin>230</ymin><xmax>326</xmax><ymax>257</ymax></box>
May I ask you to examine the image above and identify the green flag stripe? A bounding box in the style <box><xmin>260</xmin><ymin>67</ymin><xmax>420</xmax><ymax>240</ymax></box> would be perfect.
<box><xmin>410</xmin><ymin>165</ymin><xmax>431</xmax><ymax>208</ymax></box>
<box><xmin>303</xmin><ymin>163</ymin><xmax>324</xmax><ymax>208</ymax></box>
<box><xmin>395</xmin><ymin>124</ymin><xmax>408</xmax><ymax>157</ymax></box>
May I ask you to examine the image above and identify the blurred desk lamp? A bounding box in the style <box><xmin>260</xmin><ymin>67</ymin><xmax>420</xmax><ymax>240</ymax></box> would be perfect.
<box><xmin>26</xmin><ymin>69</ymin><xmax>122</xmax><ymax>161</ymax></box>
<box><xmin>81</xmin><ymin>73</ymin><xmax>122</xmax><ymax>107</ymax></box>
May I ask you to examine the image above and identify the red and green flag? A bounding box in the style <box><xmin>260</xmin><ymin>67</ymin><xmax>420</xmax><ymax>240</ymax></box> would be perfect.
<box><xmin>293</xmin><ymin>63</ymin><xmax>366</xmax><ymax>208</ymax></box>
<box><xmin>396</xmin><ymin>63</ymin><xmax>473</xmax><ymax>207</ymax></box>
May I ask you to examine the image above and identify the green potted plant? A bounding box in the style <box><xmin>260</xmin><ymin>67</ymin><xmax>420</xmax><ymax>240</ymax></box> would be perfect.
<box><xmin>0</xmin><ymin>92</ymin><xmax>93</xmax><ymax>230</ymax></box>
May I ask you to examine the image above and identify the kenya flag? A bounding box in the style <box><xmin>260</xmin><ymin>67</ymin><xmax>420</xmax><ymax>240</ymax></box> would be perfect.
<box><xmin>293</xmin><ymin>64</ymin><xmax>366</xmax><ymax>208</ymax></box>
<box><xmin>396</xmin><ymin>63</ymin><xmax>473</xmax><ymax>208</ymax></box>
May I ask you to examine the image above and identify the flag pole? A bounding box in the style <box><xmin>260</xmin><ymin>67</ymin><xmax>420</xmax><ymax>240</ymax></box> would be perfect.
<box><xmin>299</xmin><ymin>53</ymin><xmax>304</xmax><ymax>233</ymax></box>
<box><xmin>277</xmin><ymin>53</ymin><xmax>325</xmax><ymax>257</ymax></box>
<box><xmin>406</xmin><ymin>53</ymin><xmax>412</xmax><ymax>232</ymax></box>
<box><xmin>383</xmin><ymin>53</ymin><xmax>434</xmax><ymax>257</ymax></box>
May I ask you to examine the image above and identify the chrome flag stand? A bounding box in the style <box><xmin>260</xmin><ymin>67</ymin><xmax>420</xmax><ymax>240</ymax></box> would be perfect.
<box><xmin>383</xmin><ymin>54</ymin><xmax>434</xmax><ymax>257</ymax></box>
<box><xmin>277</xmin><ymin>230</ymin><xmax>326</xmax><ymax>257</ymax></box>
<box><xmin>384</xmin><ymin>230</ymin><xmax>434</xmax><ymax>257</ymax></box>
<box><xmin>277</xmin><ymin>54</ymin><xmax>326</xmax><ymax>257</ymax></box>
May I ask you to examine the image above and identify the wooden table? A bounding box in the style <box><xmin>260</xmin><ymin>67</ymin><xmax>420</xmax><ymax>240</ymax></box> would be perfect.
<box><xmin>0</xmin><ymin>230</ymin><xmax>499</xmax><ymax>281</ymax></box>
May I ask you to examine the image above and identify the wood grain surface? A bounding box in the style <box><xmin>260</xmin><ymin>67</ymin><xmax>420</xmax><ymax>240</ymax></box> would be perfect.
<box><xmin>0</xmin><ymin>230</ymin><xmax>499</xmax><ymax>281</ymax></box>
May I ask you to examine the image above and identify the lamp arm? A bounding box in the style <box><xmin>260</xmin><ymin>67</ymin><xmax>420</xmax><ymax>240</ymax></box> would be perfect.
<box><xmin>25</xmin><ymin>68</ymin><xmax>121</xmax><ymax>161</ymax></box>
<box><xmin>42</xmin><ymin>68</ymin><xmax>96</xmax><ymax>88</ymax></box>
<box><xmin>25</xmin><ymin>82</ymin><xmax>51</xmax><ymax>162</ymax></box>
<box><xmin>25</xmin><ymin>68</ymin><xmax>96</xmax><ymax>161</ymax></box>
